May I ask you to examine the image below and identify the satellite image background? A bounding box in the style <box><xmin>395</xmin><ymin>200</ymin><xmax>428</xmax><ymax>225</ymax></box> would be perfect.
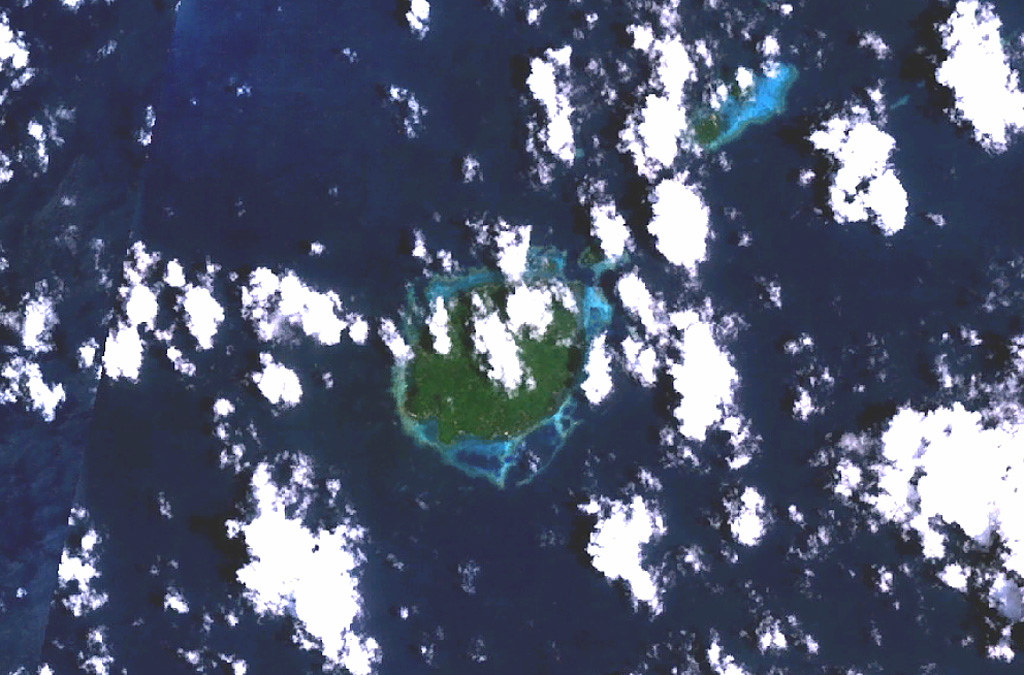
<box><xmin>3</xmin><ymin>0</ymin><xmax>1024</xmax><ymax>673</ymax></box>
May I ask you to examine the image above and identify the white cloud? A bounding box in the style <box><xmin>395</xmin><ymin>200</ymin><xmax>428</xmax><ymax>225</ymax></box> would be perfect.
<box><xmin>461</xmin><ymin>155</ymin><xmax>482</xmax><ymax>182</ymax></box>
<box><xmin>616</xmin><ymin>272</ymin><xmax>666</xmax><ymax>336</ymax></box>
<box><xmin>792</xmin><ymin>386</ymin><xmax>815</xmax><ymax>420</ymax></box>
<box><xmin>471</xmin><ymin>295</ymin><xmax>524</xmax><ymax>392</ymax></box>
<box><xmin>213</xmin><ymin>398</ymin><xmax>234</xmax><ymax>418</ymax></box>
<box><xmin>756</xmin><ymin>617</ymin><xmax>789</xmax><ymax>652</ymax></box>
<box><xmin>379</xmin><ymin>318</ymin><xmax>413</xmax><ymax>364</ymax></box>
<box><xmin>647</xmin><ymin>175</ymin><xmax>710</xmax><ymax>271</ymax></box>
<box><xmin>707</xmin><ymin>636</ymin><xmax>752</xmax><ymax>675</ymax></box>
<box><xmin>494</xmin><ymin>220</ymin><xmax>531</xmax><ymax>283</ymax></box>
<box><xmin>526</xmin><ymin>46</ymin><xmax>575</xmax><ymax>164</ymax></box>
<box><xmin>734</xmin><ymin>67</ymin><xmax>755</xmax><ymax>93</ymax></box>
<box><xmin>868</xmin><ymin>404</ymin><xmax>1024</xmax><ymax>577</ymax></box>
<box><xmin>834</xmin><ymin>458</ymin><xmax>863</xmax><ymax>498</ymax></box>
<box><xmin>729</xmin><ymin>487</ymin><xmax>768</xmax><ymax>546</ymax></box>
<box><xmin>252</xmin><ymin>353</ymin><xmax>302</xmax><ymax>408</ymax></box>
<box><xmin>859</xmin><ymin>31</ymin><xmax>891</xmax><ymax>59</ymax></box>
<box><xmin>0</xmin><ymin>16</ymin><xmax>28</xmax><ymax>69</ymax></box>
<box><xmin>125</xmin><ymin>284</ymin><xmax>158</xmax><ymax>328</ymax></box>
<box><xmin>411</xmin><ymin>229</ymin><xmax>429</xmax><ymax>261</ymax></box>
<box><xmin>241</xmin><ymin>268</ymin><xmax>354</xmax><ymax>346</ymax></box>
<box><xmin>57</xmin><ymin>508</ymin><xmax>108</xmax><ymax>617</ymax></box>
<box><xmin>582</xmin><ymin>333</ymin><xmax>613</xmax><ymax>404</ymax></box>
<box><xmin>0</xmin><ymin>13</ymin><xmax>32</xmax><ymax>108</ymax></box>
<box><xmin>621</xmin><ymin>335</ymin><xmax>658</xmax><ymax>386</ymax></box>
<box><xmin>123</xmin><ymin>240</ymin><xmax>161</xmax><ymax>286</ymax></box>
<box><xmin>102</xmin><ymin>323</ymin><xmax>145</xmax><ymax>381</ymax></box>
<box><xmin>180</xmin><ymin>285</ymin><xmax>224</xmax><ymax>350</ymax></box>
<box><xmin>940</xmin><ymin>564</ymin><xmax>970</xmax><ymax>591</ymax></box>
<box><xmin>136</xmin><ymin>104</ymin><xmax>156</xmax><ymax>146</ymax></box>
<box><xmin>936</xmin><ymin>1</ymin><xmax>1024</xmax><ymax>152</ymax></box>
<box><xmin>27</xmin><ymin>120</ymin><xmax>48</xmax><ymax>172</ymax></box>
<box><xmin>230</xmin><ymin>459</ymin><xmax>380</xmax><ymax>675</ymax></box>
<box><xmin>619</xmin><ymin>28</ymin><xmax>697</xmax><ymax>177</ymax></box>
<box><xmin>760</xmin><ymin>34</ymin><xmax>781</xmax><ymax>59</ymax></box>
<box><xmin>387</xmin><ymin>86</ymin><xmax>426</xmax><ymax>139</ymax></box>
<box><xmin>164</xmin><ymin>587</ymin><xmax>190</xmax><ymax>614</ymax></box>
<box><xmin>406</xmin><ymin>0</ymin><xmax>430</xmax><ymax>38</ymax></box>
<box><xmin>102</xmin><ymin>242</ymin><xmax>167</xmax><ymax>381</ymax></box>
<box><xmin>504</xmin><ymin>283</ymin><xmax>554</xmax><ymax>338</ymax></box>
<box><xmin>580</xmin><ymin>495</ymin><xmax>665</xmax><ymax>613</ymax></box>
<box><xmin>166</xmin><ymin>346</ymin><xmax>197</xmax><ymax>377</ymax></box>
<box><xmin>79</xmin><ymin>627</ymin><xmax>114</xmax><ymax>675</ymax></box>
<box><xmin>164</xmin><ymin>260</ymin><xmax>186</xmax><ymax>288</ymax></box>
<box><xmin>78</xmin><ymin>338</ymin><xmax>98</xmax><ymax>370</ymax></box>
<box><xmin>348</xmin><ymin>316</ymin><xmax>369</xmax><ymax>345</ymax></box>
<box><xmin>427</xmin><ymin>297</ymin><xmax>452</xmax><ymax>355</ymax></box>
<box><xmin>20</xmin><ymin>292</ymin><xmax>58</xmax><ymax>353</ymax></box>
<box><xmin>590</xmin><ymin>201</ymin><xmax>632</xmax><ymax>260</ymax></box>
<box><xmin>1</xmin><ymin>356</ymin><xmax>66</xmax><ymax>422</ymax></box>
<box><xmin>809</xmin><ymin>109</ymin><xmax>908</xmax><ymax>235</ymax></box>
<box><xmin>0</xmin><ymin>290</ymin><xmax>66</xmax><ymax>419</ymax></box>
<box><xmin>668</xmin><ymin>312</ymin><xmax>738</xmax><ymax>441</ymax></box>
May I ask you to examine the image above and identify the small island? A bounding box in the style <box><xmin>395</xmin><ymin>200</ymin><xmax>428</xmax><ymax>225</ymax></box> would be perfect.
<box><xmin>405</xmin><ymin>282</ymin><xmax>583</xmax><ymax>443</ymax></box>
<box><xmin>392</xmin><ymin>248</ymin><xmax>611</xmax><ymax>487</ymax></box>
<box><xmin>691</xmin><ymin>63</ymin><xmax>798</xmax><ymax>150</ymax></box>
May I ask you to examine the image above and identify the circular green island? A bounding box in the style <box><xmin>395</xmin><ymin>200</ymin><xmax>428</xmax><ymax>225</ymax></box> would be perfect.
<box><xmin>391</xmin><ymin>247</ymin><xmax>611</xmax><ymax>487</ymax></box>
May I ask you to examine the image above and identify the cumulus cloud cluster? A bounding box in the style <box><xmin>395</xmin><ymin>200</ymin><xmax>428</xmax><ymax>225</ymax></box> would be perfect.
<box><xmin>936</xmin><ymin>0</ymin><xmax>1024</xmax><ymax>152</ymax></box>
<box><xmin>386</xmin><ymin>85</ymin><xmax>426</xmax><ymax>139</ymax></box>
<box><xmin>526</xmin><ymin>45</ymin><xmax>575</xmax><ymax>170</ymax></box>
<box><xmin>0</xmin><ymin>14</ymin><xmax>34</xmax><ymax>172</ymax></box>
<box><xmin>252</xmin><ymin>353</ymin><xmax>303</xmax><ymax>408</ymax></box>
<box><xmin>57</xmin><ymin>507</ymin><xmax>108</xmax><ymax>618</ymax></box>
<box><xmin>0</xmin><ymin>287</ymin><xmax>66</xmax><ymax>421</ymax></box>
<box><xmin>103</xmin><ymin>242</ymin><xmax>161</xmax><ymax>381</ymax></box>
<box><xmin>426</xmin><ymin>296</ymin><xmax>452</xmax><ymax>355</ymax></box>
<box><xmin>809</xmin><ymin>98</ymin><xmax>908</xmax><ymax>235</ymax></box>
<box><xmin>647</xmin><ymin>174</ymin><xmax>710</xmax><ymax>272</ymax></box>
<box><xmin>493</xmin><ymin>220</ymin><xmax>532</xmax><ymax>283</ymax></box>
<box><xmin>840</xmin><ymin>384</ymin><xmax>1024</xmax><ymax>660</ymax></box>
<box><xmin>581</xmin><ymin>333</ymin><xmax>613</xmax><ymax>404</ymax></box>
<box><xmin>580</xmin><ymin>494</ymin><xmax>666</xmax><ymax>613</ymax></box>
<box><xmin>471</xmin><ymin>294</ymin><xmax>526</xmax><ymax>392</ymax></box>
<box><xmin>405</xmin><ymin>0</ymin><xmax>430</xmax><ymax>38</ymax></box>
<box><xmin>619</xmin><ymin>23</ymin><xmax>697</xmax><ymax>177</ymax></box>
<box><xmin>589</xmin><ymin>200</ymin><xmax>633</xmax><ymax>261</ymax></box>
<box><xmin>229</xmin><ymin>456</ymin><xmax>380</xmax><ymax>675</ymax></box>
<box><xmin>869</xmin><ymin>404</ymin><xmax>1024</xmax><ymax>576</ymax></box>
<box><xmin>241</xmin><ymin>267</ymin><xmax>366</xmax><ymax>347</ymax></box>
<box><xmin>728</xmin><ymin>487</ymin><xmax>768</xmax><ymax>547</ymax></box>
<box><xmin>615</xmin><ymin>271</ymin><xmax>742</xmax><ymax>444</ymax></box>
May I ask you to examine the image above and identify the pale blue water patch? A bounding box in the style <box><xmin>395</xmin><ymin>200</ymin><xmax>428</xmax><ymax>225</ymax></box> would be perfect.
<box><xmin>426</xmin><ymin>268</ymin><xmax>502</xmax><ymax>303</ymax></box>
<box><xmin>423</xmin><ymin>248</ymin><xmax>566</xmax><ymax>303</ymax></box>
<box><xmin>391</xmin><ymin>363</ymin><xmax>581</xmax><ymax>487</ymax></box>
<box><xmin>582</xmin><ymin>286</ymin><xmax>613</xmax><ymax>337</ymax></box>
<box><xmin>705</xmin><ymin>64</ymin><xmax>798</xmax><ymax>151</ymax></box>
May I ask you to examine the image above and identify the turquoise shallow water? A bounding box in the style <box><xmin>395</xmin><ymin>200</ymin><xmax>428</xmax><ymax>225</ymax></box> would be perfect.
<box><xmin>706</xmin><ymin>64</ymin><xmax>798</xmax><ymax>150</ymax></box>
<box><xmin>395</xmin><ymin>247</ymin><xmax>612</xmax><ymax>487</ymax></box>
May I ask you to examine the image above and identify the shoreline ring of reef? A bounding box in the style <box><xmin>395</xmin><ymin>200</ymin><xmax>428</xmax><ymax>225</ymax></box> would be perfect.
<box><xmin>391</xmin><ymin>247</ymin><xmax>612</xmax><ymax>487</ymax></box>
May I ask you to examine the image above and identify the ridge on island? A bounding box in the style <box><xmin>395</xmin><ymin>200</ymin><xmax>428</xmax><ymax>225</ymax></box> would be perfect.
<box><xmin>391</xmin><ymin>247</ymin><xmax>612</xmax><ymax>487</ymax></box>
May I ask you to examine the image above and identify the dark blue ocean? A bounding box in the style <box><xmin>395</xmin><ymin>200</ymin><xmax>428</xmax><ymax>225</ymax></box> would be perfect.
<box><xmin>3</xmin><ymin>0</ymin><xmax>1024</xmax><ymax>672</ymax></box>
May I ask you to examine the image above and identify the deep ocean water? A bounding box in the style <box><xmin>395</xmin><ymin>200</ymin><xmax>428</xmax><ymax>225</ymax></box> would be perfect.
<box><xmin>3</xmin><ymin>0</ymin><xmax>1024</xmax><ymax>674</ymax></box>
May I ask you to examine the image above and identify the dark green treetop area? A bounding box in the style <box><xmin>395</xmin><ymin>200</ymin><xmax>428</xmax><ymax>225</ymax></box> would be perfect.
<box><xmin>403</xmin><ymin>283</ymin><xmax>583</xmax><ymax>443</ymax></box>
